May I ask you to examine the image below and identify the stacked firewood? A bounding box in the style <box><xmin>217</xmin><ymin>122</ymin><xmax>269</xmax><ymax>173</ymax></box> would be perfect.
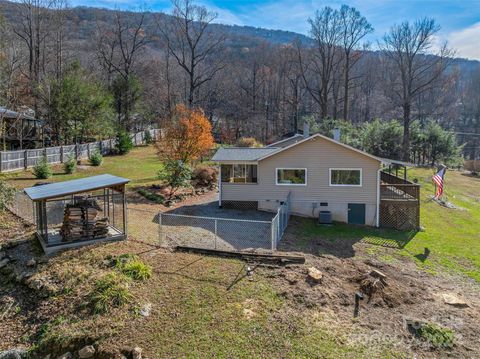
<box><xmin>60</xmin><ymin>198</ymin><xmax>109</xmax><ymax>241</ymax></box>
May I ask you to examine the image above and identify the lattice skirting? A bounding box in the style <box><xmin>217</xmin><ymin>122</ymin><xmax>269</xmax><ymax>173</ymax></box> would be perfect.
<box><xmin>380</xmin><ymin>200</ymin><xmax>419</xmax><ymax>231</ymax></box>
<box><xmin>221</xmin><ymin>201</ymin><xmax>258</xmax><ymax>210</ymax></box>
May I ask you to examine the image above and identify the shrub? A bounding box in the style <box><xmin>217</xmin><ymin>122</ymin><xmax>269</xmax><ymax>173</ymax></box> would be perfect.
<box><xmin>89</xmin><ymin>151</ymin><xmax>103</xmax><ymax>166</ymax></box>
<box><xmin>115</xmin><ymin>131</ymin><xmax>133</xmax><ymax>155</ymax></box>
<box><xmin>121</xmin><ymin>260</ymin><xmax>152</xmax><ymax>281</ymax></box>
<box><xmin>0</xmin><ymin>181</ymin><xmax>16</xmax><ymax>211</ymax></box>
<box><xmin>235</xmin><ymin>137</ymin><xmax>263</xmax><ymax>148</ymax></box>
<box><xmin>144</xmin><ymin>129</ymin><xmax>153</xmax><ymax>144</ymax></box>
<box><xmin>137</xmin><ymin>188</ymin><xmax>164</xmax><ymax>204</ymax></box>
<box><xmin>90</xmin><ymin>272</ymin><xmax>132</xmax><ymax>314</ymax></box>
<box><xmin>63</xmin><ymin>155</ymin><xmax>77</xmax><ymax>174</ymax></box>
<box><xmin>157</xmin><ymin>159</ymin><xmax>192</xmax><ymax>198</ymax></box>
<box><xmin>33</xmin><ymin>157</ymin><xmax>52</xmax><ymax>179</ymax></box>
<box><xmin>192</xmin><ymin>165</ymin><xmax>218</xmax><ymax>187</ymax></box>
<box><xmin>418</xmin><ymin>323</ymin><xmax>455</xmax><ymax>348</ymax></box>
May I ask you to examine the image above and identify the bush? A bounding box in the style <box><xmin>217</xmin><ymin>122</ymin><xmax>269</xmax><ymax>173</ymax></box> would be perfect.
<box><xmin>90</xmin><ymin>272</ymin><xmax>132</xmax><ymax>314</ymax></box>
<box><xmin>33</xmin><ymin>157</ymin><xmax>52</xmax><ymax>179</ymax></box>
<box><xmin>157</xmin><ymin>160</ymin><xmax>192</xmax><ymax>198</ymax></box>
<box><xmin>144</xmin><ymin>129</ymin><xmax>153</xmax><ymax>144</ymax></box>
<box><xmin>89</xmin><ymin>151</ymin><xmax>103</xmax><ymax>166</ymax></box>
<box><xmin>137</xmin><ymin>188</ymin><xmax>164</xmax><ymax>204</ymax></box>
<box><xmin>235</xmin><ymin>137</ymin><xmax>263</xmax><ymax>148</ymax></box>
<box><xmin>121</xmin><ymin>260</ymin><xmax>152</xmax><ymax>281</ymax></box>
<box><xmin>418</xmin><ymin>323</ymin><xmax>455</xmax><ymax>349</ymax></box>
<box><xmin>0</xmin><ymin>181</ymin><xmax>16</xmax><ymax>211</ymax></box>
<box><xmin>63</xmin><ymin>155</ymin><xmax>77</xmax><ymax>174</ymax></box>
<box><xmin>192</xmin><ymin>165</ymin><xmax>218</xmax><ymax>187</ymax></box>
<box><xmin>115</xmin><ymin>131</ymin><xmax>133</xmax><ymax>155</ymax></box>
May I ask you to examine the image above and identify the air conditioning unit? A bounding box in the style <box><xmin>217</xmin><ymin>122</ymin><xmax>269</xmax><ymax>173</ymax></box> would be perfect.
<box><xmin>318</xmin><ymin>210</ymin><xmax>332</xmax><ymax>225</ymax></box>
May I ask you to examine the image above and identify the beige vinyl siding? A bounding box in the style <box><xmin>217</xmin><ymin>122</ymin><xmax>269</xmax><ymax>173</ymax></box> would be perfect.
<box><xmin>221</xmin><ymin>136</ymin><xmax>380</xmax><ymax>224</ymax></box>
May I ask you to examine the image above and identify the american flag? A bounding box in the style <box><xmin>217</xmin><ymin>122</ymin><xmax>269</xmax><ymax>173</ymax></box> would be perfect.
<box><xmin>432</xmin><ymin>166</ymin><xmax>446</xmax><ymax>199</ymax></box>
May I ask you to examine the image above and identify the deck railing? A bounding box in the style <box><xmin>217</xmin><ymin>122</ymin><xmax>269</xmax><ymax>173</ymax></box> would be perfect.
<box><xmin>380</xmin><ymin>171</ymin><xmax>420</xmax><ymax>201</ymax></box>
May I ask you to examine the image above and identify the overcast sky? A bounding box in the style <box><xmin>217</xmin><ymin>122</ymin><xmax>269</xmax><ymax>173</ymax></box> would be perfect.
<box><xmin>68</xmin><ymin>0</ymin><xmax>480</xmax><ymax>60</ymax></box>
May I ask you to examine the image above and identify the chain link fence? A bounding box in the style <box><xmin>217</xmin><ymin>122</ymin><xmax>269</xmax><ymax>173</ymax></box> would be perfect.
<box><xmin>159</xmin><ymin>213</ymin><xmax>275</xmax><ymax>251</ymax></box>
<box><xmin>10</xmin><ymin>193</ymin><xmax>292</xmax><ymax>253</ymax></box>
<box><xmin>159</xmin><ymin>193</ymin><xmax>292</xmax><ymax>251</ymax></box>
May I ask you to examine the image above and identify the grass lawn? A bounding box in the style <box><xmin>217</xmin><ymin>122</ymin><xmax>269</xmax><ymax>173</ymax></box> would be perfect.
<box><xmin>2</xmin><ymin>146</ymin><xmax>479</xmax><ymax>282</ymax></box>
<box><xmin>2</xmin><ymin>145</ymin><xmax>162</xmax><ymax>189</ymax></box>
<box><xmin>296</xmin><ymin>167</ymin><xmax>480</xmax><ymax>282</ymax></box>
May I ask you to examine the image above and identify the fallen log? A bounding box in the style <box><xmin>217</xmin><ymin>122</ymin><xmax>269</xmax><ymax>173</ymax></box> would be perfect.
<box><xmin>175</xmin><ymin>246</ymin><xmax>305</xmax><ymax>265</ymax></box>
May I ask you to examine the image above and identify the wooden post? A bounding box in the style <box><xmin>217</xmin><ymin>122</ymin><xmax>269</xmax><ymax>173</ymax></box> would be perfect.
<box><xmin>87</xmin><ymin>143</ymin><xmax>90</xmax><ymax>158</ymax></box>
<box><xmin>99</xmin><ymin>140</ymin><xmax>103</xmax><ymax>155</ymax></box>
<box><xmin>0</xmin><ymin>151</ymin><xmax>2</xmax><ymax>173</ymax></box>
<box><xmin>60</xmin><ymin>146</ymin><xmax>64</xmax><ymax>163</ymax></box>
<box><xmin>24</xmin><ymin>150</ymin><xmax>28</xmax><ymax>169</ymax></box>
<box><xmin>123</xmin><ymin>188</ymin><xmax>127</xmax><ymax>238</ymax></box>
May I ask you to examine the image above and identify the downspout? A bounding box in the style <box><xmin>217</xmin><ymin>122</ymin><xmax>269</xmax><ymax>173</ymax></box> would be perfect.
<box><xmin>218</xmin><ymin>164</ymin><xmax>222</xmax><ymax>208</ymax></box>
<box><xmin>376</xmin><ymin>168</ymin><xmax>381</xmax><ymax>227</ymax></box>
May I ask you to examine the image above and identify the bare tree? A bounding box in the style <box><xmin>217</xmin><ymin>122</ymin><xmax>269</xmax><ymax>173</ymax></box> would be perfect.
<box><xmin>157</xmin><ymin>0</ymin><xmax>225</xmax><ymax>107</ymax></box>
<box><xmin>339</xmin><ymin>5</ymin><xmax>373</xmax><ymax>121</ymax></box>
<box><xmin>298</xmin><ymin>7</ymin><xmax>343</xmax><ymax>119</ymax></box>
<box><xmin>11</xmin><ymin>0</ymin><xmax>53</xmax><ymax>114</ymax></box>
<box><xmin>381</xmin><ymin>18</ymin><xmax>453</xmax><ymax>160</ymax></box>
<box><xmin>96</xmin><ymin>9</ymin><xmax>147</xmax><ymax>128</ymax></box>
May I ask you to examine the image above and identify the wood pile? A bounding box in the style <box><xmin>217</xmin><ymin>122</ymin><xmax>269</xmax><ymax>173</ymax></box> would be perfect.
<box><xmin>60</xmin><ymin>199</ymin><xmax>109</xmax><ymax>242</ymax></box>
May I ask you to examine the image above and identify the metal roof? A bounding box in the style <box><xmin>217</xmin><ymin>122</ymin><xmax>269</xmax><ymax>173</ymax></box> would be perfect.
<box><xmin>24</xmin><ymin>174</ymin><xmax>130</xmax><ymax>201</ymax></box>
<box><xmin>0</xmin><ymin>107</ymin><xmax>37</xmax><ymax>121</ymax></box>
<box><xmin>211</xmin><ymin>147</ymin><xmax>279</xmax><ymax>162</ymax></box>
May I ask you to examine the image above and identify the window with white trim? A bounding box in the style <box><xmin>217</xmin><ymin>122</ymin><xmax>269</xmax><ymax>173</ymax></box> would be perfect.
<box><xmin>329</xmin><ymin>168</ymin><xmax>362</xmax><ymax>186</ymax></box>
<box><xmin>276</xmin><ymin>168</ymin><xmax>307</xmax><ymax>185</ymax></box>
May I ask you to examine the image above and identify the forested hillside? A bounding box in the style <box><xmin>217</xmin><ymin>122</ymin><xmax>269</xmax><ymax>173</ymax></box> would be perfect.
<box><xmin>0</xmin><ymin>0</ymin><xmax>479</xmax><ymax>162</ymax></box>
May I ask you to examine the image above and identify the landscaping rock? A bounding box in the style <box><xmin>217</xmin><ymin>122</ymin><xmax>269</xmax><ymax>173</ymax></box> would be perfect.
<box><xmin>24</xmin><ymin>276</ymin><xmax>58</xmax><ymax>297</ymax></box>
<box><xmin>26</xmin><ymin>259</ymin><xmax>36</xmax><ymax>267</ymax></box>
<box><xmin>132</xmin><ymin>347</ymin><xmax>142</xmax><ymax>359</ymax></box>
<box><xmin>307</xmin><ymin>267</ymin><xmax>323</xmax><ymax>283</ymax></box>
<box><xmin>78</xmin><ymin>345</ymin><xmax>96</xmax><ymax>358</ymax></box>
<box><xmin>139</xmin><ymin>303</ymin><xmax>152</xmax><ymax>317</ymax></box>
<box><xmin>443</xmin><ymin>293</ymin><xmax>470</xmax><ymax>308</ymax></box>
<box><xmin>0</xmin><ymin>348</ymin><xmax>27</xmax><ymax>359</ymax></box>
<box><xmin>56</xmin><ymin>352</ymin><xmax>72</xmax><ymax>359</ymax></box>
<box><xmin>0</xmin><ymin>258</ymin><xmax>10</xmax><ymax>269</ymax></box>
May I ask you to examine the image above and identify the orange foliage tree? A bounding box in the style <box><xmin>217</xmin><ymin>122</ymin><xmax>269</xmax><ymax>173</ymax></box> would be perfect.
<box><xmin>156</xmin><ymin>104</ymin><xmax>214</xmax><ymax>164</ymax></box>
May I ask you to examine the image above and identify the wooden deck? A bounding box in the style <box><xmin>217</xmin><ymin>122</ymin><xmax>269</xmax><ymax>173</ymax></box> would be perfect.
<box><xmin>379</xmin><ymin>171</ymin><xmax>420</xmax><ymax>230</ymax></box>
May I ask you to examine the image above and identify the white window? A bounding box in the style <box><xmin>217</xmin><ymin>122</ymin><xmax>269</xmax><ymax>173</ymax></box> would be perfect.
<box><xmin>276</xmin><ymin>168</ymin><xmax>307</xmax><ymax>186</ymax></box>
<box><xmin>329</xmin><ymin>168</ymin><xmax>362</xmax><ymax>186</ymax></box>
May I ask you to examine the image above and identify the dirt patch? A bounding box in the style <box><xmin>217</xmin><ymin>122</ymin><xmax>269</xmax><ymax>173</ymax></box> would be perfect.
<box><xmin>262</xmin><ymin>252</ymin><xmax>480</xmax><ymax>357</ymax></box>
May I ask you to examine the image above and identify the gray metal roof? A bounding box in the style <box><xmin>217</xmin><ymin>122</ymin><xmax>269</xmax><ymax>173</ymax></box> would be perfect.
<box><xmin>24</xmin><ymin>174</ymin><xmax>130</xmax><ymax>201</ymax></box>
<box><xmin>212</xmin><ymin>147</ymin><xmax>280</xmax><ymax>162</ymax></box>
<box><xmin>0</xmin><ymin>107</ymin><xmax>37</xmax><ymax>121</ymax></box>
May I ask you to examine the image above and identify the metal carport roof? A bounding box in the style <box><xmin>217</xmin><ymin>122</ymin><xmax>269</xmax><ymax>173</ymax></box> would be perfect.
<box><xmin>24</xmin><ymin>174</ymin><xmax>130</xmax><ymax>201</ymax></box>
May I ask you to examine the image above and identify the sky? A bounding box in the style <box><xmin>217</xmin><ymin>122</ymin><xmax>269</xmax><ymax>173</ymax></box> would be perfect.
<box><xmin>68</xmin><ymin>0</ymin><xmax>480</xmax><ymax>60</ymax></box>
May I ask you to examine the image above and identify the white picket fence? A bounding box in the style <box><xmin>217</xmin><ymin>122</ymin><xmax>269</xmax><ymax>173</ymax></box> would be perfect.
<box><xmin>0</xmin><ymin>129</ymin><xmax>160</xmax><ymax>173</ymax></box>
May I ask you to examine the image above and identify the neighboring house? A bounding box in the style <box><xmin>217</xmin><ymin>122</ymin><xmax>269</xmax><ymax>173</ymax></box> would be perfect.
<box><xmin>212</xmin><ymin>132</ymin><xmax>420</xmax><ymax>229</ymax></box>
<box><xmin>0</xmin><ymin>107</ymin><xmax>44</xmax><ymax>150</ymax></box>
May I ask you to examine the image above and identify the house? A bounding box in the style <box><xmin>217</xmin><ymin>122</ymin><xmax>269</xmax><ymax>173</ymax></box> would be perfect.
<box><xmin>212</xmin><ymin>131</ymin><xmax>420</xmax><ymax>229</ymax></box>
<box><xmin>0</xmin><ymin>107</ymin><xmax>44</xmax><ymax>150</ymax></box>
